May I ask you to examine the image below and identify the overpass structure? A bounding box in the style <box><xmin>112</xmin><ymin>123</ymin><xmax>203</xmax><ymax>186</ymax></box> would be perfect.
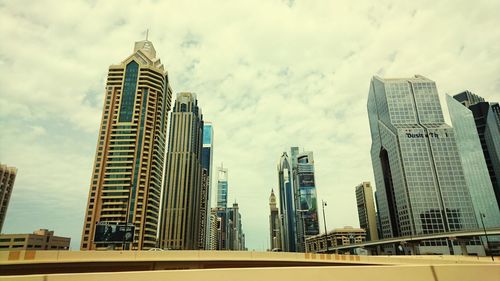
<box><xmin>0</xmin><ymin>250</ymin><xmax>499</xmax><ymax>281</ymax></box>
<box><xmin>307</xmin><ymin>227</ymin><xmax>500</xmax><ymax>254</ymax></box>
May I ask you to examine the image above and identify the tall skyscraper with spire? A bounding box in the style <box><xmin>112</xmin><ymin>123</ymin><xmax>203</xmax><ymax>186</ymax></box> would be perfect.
<box><xmin>160</xmin><ymin>92</ymin><xmax>204</xmax><ymax>250</ymax></box>
<box><xmin>368</xmin><ymin>75</ymin><xmax>480</xmax><ymax>255</ymax></box>
<box><xmin>80</xmin><ymin>39</ymin><xmax>172</xmax><ymax>250</ymax></box>
<box><xmin>269</xmin><ymin>189</ymin><xmax>282</xmax><ymax>251</ymax></box>
<box><xmin>277</xmin><ymin>152</ymin><xmax>296</xmax><ymax>252</ymax></box>
<box><xmin>216</xmin><ymin>165</ymin><xmax>228</xmax><ymax>208</ymax></box>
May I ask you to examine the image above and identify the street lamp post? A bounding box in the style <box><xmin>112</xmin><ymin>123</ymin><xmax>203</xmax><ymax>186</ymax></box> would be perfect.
<box><xmin>479</xmin><ymin>212</ymin><xmax>494</xmax><ymax>261</ymax></box>
<box><xmin>322</xmin><ymin>200</ymin><xmax>328</xmax><ymax>235</ymax></box>
<box><xmin>322</xmin><ymin>200</ymin><xmax>329</xmax><ymax>251</ymax></box>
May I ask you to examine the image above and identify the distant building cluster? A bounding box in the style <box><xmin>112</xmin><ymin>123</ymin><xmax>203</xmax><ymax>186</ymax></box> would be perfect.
<box><xmin>209</xmin><ymin>166</ymin><xmax>246</xmax><ymax>251</ymax></box>
<box><xmin>1</xmin><ymin>39</ymin><xmax>499</xmax><ymax>257</ymax></box>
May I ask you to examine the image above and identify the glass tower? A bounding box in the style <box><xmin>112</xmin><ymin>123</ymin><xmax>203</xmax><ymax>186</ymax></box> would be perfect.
<box><xmin>81</xmin><ymin>40</ymin><xmax>172</xmax><ymax>250</ymax></box>
<box><xmin>293</xmin><ymin>150</ymin><xmax>319</xmax><ymax>252</ymax></box>
<box><xmin>200</xmin><ymin>123</ymin><xmax>214</xmax><ymax>249</ymax></box>
<box><xmin>453</xmin><ymin>91</ymin><xmax>500</xmax><ymax>210</ymax></box>
<box><xmin>368</xmin><ymin>75</ymin><xmax>478</xmax><ymax>254</ymax></box>
<box><xmin>447</xmin><ymin>95</ymin><xmax>500</xmax><ymax>228</ymax></box>
<box><xmin>277</xmin><ymin>152</ymin><xmax>296</xmax><ymax>252</ymax></box>
<box><xmin>216</xmin><ymin>165</ymin><xmax>228</xmax><ymax>208</ymax></box>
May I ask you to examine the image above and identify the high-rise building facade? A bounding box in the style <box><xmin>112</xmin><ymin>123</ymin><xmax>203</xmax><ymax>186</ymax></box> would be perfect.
<box><xmin>269</xmin><ymin>189</ymin><xmax>282</xmax><ymax>250</ymax></box>
<box><xmin>293</xmin><ymin>150</ymin><xmax>320</xmax><ymax>252</ymax></box>
<box><xmin>0</xmin><ymin>164</ymin><xmax>17</xmax><ymax>233</ymax></box>
<box><xmin>453</xmin><ymin>91</ymin><xmax>500</xmax><ymax>210</ymax></box>
<box><xmin>447</xmin><ymin>95</ymin><xmax>500</xmax><ymax>228</ymax></box>
<box><xmin>80</xmin><ymin>40</ymin><xmax>172</xmax><ymax>250</ymax></box>
<box><xmin>368</xmin><ymin>75</ymin><xmax>479</xmax><ymax>254</ymax></box>
<box><xmin>277</xmin><ymin>152</ymin><xmax>296</xmax><ymax>252</ymax></box>
<box><xmin>160</xmin><ymin>92</ymin><xmax>204</xmax><ymax>250</ymax></box>
<box><xmin>216</xmin><ymin>165</ymin><xmax>228</xmax><ymax>208</ymax></box>
<box><xmin>208</xmin><ymin>209</ymin><xmax>218</xmax><ymax>250</ymax></box>
<box><xmin>227</xmin><ymin>202</ymin><xmax>246</xmax><ymax>251</ymax></box>
<box><xmin>199</xmin><ymin>122</ymin><xmax>214</xmax><ymax>249</ymax></box>
<box><xmin>355</xmin><ymin>182</ymin><xmax>379</xmax><ymax>241</ymax></box>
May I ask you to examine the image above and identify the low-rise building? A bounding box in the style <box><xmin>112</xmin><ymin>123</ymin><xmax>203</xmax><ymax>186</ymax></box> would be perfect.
<box><xmin>0</xmin><ymin>229</ymin><xmax>70</xmax><ymax>251</ymax></box>
<box><xmin>305</xmin><ymin>226</ymin><xmax>366</xmax><ymax>253</ymax></box>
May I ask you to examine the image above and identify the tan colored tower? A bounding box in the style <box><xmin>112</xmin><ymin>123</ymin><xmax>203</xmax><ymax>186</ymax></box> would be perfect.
<box><xmin>0</xmin><ymin>164</ymin><xmax>17</xmax><ymax>232</ymax></box>
<box><xmin>80</xmin><ymin>40</ymin><xmax>172</xmax><ymax>250</ymax></box>
<box><xmin>269</xmin><ymin>189</ymin><xmax>282</xmax><ymax>250</ymax></box>
<box><xmin>355</xmin><ymin>182</ymin><xmax>379</xmax><ymax>241</ymax></box>
<box><xmin>160</xmin><ymin>92</ymin><xmax>204</xmax><ymax>250</ymax></box>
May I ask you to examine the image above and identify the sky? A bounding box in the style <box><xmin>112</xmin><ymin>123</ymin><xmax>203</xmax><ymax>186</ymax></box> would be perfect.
<box><xmin>1</xmin><ymin>0</ymin><xmax>499</xmax><ymax>251</ymax></box>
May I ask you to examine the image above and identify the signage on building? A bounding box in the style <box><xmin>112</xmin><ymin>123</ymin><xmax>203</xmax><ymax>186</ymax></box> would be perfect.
<box><xmin>94</xmin><ymin>223</ymin><xmax>135</xmax><ymax>243</ymax></box>
<box><xmin>298</xmin><ymin>184</ymin><xmax>320</xmax><ymax>236</ymax></box>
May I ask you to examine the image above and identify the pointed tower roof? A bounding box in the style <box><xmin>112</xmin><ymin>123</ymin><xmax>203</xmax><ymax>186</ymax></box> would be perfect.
<box><xmin>134</xmin><ymin>40</ymin><xmax>157</xmax><ymax>60</ymax></box>
<box><xmin>269</xmin><ymin>189</ymin><xmax>277</xmax><ymax>207</ymax></box>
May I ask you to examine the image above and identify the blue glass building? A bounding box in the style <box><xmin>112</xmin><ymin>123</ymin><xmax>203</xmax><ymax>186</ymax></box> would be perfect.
<box><xmin>447</xmin><ymin>95</ymin><xmax>500</xmax><ymax>228</ymax></box>
<box><xmin>278</xmin><ymin>152</ymin><xmax>296</xmax><ymax>252</ymax></box>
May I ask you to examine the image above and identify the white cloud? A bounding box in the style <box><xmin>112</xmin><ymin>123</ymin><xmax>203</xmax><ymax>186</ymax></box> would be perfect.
<box><xmin>1</xmin><ymin>0</ymin><xmax>499</xmax><ymax>250</ymax></box>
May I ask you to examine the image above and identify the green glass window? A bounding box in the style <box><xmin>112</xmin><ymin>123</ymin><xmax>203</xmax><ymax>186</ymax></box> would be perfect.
<box><xmin>119</xmin><ymin>61</ymin><xmax>139</xmax><ymax>122</ymax></box>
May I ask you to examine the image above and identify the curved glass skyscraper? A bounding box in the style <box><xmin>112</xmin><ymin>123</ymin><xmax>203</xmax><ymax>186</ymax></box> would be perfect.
<box><xmin>278</xmin><ymin>152</ymin><xmax>296</xmax><ymax>252</ymax></box>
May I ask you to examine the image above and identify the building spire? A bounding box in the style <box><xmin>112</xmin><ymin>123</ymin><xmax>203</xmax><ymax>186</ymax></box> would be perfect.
<box><xmin>146</xmin><ymin>29</ymin><xmax>149</xmax><ymax>41</ymax></box>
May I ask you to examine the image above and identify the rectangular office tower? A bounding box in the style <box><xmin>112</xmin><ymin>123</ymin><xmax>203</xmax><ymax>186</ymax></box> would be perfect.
<box><xmin>160</xmin><ymin>92</ymin><xmax>204</xmax><ymax>250</ymax></box>
<box><xmin>199</xmin><ymin>122</ymin><xmax>214</xmax><ymax>249</ymax></box>
<box><xmin>447</xmin><ymin>95</ymin><xmax>500</xmax><ymax>228</ymax></box>
<box><xmin>292</xmin><ymin>150</ymin><xmax>320</xmax><ymax>252</ymax></box>
<box><xmin>355</xmin><ymin>182</ymin><xmax>379</xmax><ymax>241</ymax></box>
<box><xmin>80</xmin><ymin>40</ymin><xmax>172</xmax><ymax>250</ymax></box>
<box><xmin>453</xmin><ymin>91</ymin><xmax>500</xmax><ymax>210</ymax></box>
<box><xmin>367</xmin><ymin>75</ymin><xmax>479</xmax><ymax>255</ymax></box>
<box><xmin>0</xmin><ymin>164</ymin><xmax>17</xmax><ymax>233</ymax></box>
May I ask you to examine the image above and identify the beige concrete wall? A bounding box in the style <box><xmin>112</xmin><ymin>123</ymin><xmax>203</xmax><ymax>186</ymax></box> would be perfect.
<box><xmin>1</xmin><ymin>264</ymin><xmax>499</xmax><ymax>281</ymax></box>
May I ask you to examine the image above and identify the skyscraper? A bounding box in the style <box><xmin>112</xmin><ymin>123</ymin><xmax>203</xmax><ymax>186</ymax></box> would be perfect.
<box><xmin>160</xmin><ymin>92</ymin><xmax>204</xmax><ymax>250</ymax></box>
<box><xmin>355</xmin><ymin>182</ymin><xmax>379</xmax><ymax>241</ymax></box>
<box><xmin>208</xmin><ymin>209</ymin><xmax>218</xmax><ymax>250</ymax></box>
<box><xmin>80</xmin><ymin>40</ymin><xmax>172</xmax><ymax>250</ymax></box>
<box><xmin>216</xmin><ymin>165</ymin><xmax>228</xmax><ymax>208</ymax></box>
<box><xmin>269</xmin><ymin>189</ymin><xmax>282</xmax><ymax>250</ymax></box>
<box><xmin>227</xmin><ymin>202</ymin><xmax>246</xmax><ymax>250</ymax></box>
<box><xmin>368</xmin><ymin>75</ymin><xmax>479</xmax><ymax>255</ymax></box>
<box><xmin>277</xmin><ymin>152</ymin><xmax>296</xmax><ymax>252</ymax></box>
<box><xmin>199</xmin><ymin>122</ymin><xmax>214</xmax><ymax>249</ymax></box>
<box><xmin>453</xmin><ymin>91</ymin><xmax>500</xmax><ymax>210</ymax></box>
<box><xmin>0</xmin><ymin>164</ymin><xmax>17</xmax><ymax>233</ymax></box>
<box><xmin>293</xmin><ymin>150</ymin><xmax>319</xmax><ymax>252</ymax></box>
<box><xmin>447</xmin><ymin>95</ymin><xmax>500</xmax><ymax>228</ymax></box>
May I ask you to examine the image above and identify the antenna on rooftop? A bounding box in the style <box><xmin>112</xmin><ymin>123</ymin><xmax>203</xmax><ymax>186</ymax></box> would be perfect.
<box><xmin>145</xmin><ymin>29</ymin><xmax>149</xmax><ymax>41</ymax></box>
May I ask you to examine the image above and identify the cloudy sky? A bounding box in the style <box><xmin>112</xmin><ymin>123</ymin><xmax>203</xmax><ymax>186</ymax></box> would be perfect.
<box><xmin>1</xmin><ymin>0</ymin><xmax>499</xmax><ymax>250</ymax></box>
